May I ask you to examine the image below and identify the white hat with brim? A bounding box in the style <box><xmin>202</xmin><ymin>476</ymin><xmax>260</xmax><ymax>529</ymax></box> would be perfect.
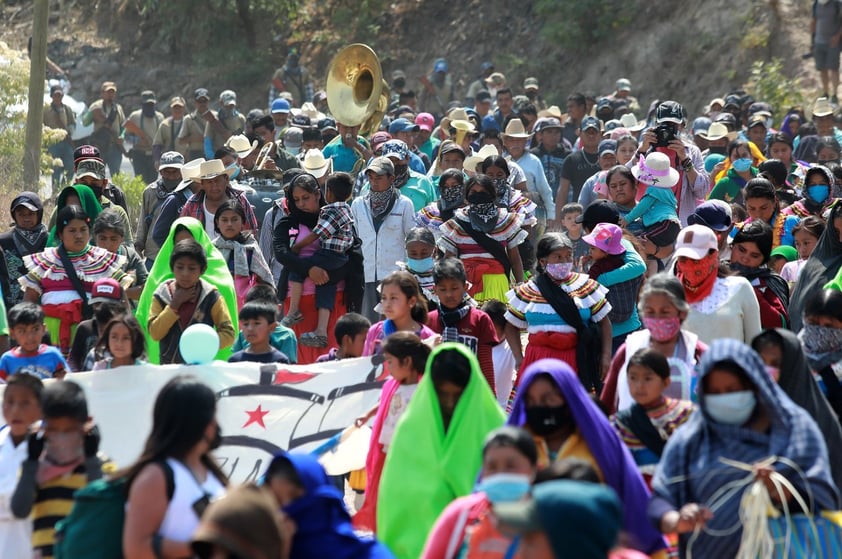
<box><xmin>814</xmin><ymin>97</ymin><xmax>834</xmax><ymax>118</ymax></box>
<box><xmin>197</xmin><ymin>159</ymin><xmax>236</xmax><ymax>180</ymax></box>
<box><xmin>441</xmin><ymin>108</ymin><xmax>470</xmax><ymax>132</ymax></box>
<box><xmin>698</xmin><ymin>122</ymin><xmax>737</xmax><ymax>142</ymax></box>
<box><xmin>225</xmin><ymin>134</ymin><xmax>258</xmax><ymax>159</ymax></box>
<box><xmin>538</xmin><ymin>105</ymin><xmax>563</xmax><ymax>120</ymax></box>
<box><xmin>619</xmin><ymin>113</ymin><xmax>645</xmax><ymax>132</ymax></box>
<box><xmin>463</xmin><ymin>144</ymin><xmax>499</xmax><ymax>173</ymax></box>
<box><xmin>302</xmin><ymin>149</ymin><xmax>333</xmax><ymax>178</ymax></box>
<box><xmin>503</xmin><ymin>119</ymin><xmax>530</xmax><ymax>138</ymax></box>
<box><xmin>175</xmin><ymin>158</ymin><xmax>206</xmax><ymax>190</ymax></box>
<box><xmin>673</xmin><ymin>224</ymin><xmax>719</xmax><ymax>260</ymax></box>
<box><xmin>632</xmin><ymin>152</ymin><xmax>680</xmax><ymax>188</ymax></box>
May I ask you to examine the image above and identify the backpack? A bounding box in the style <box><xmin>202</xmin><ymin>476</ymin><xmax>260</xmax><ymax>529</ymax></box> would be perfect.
<box><xmin>53</xmin><ymin>460</ymin><xmax>175</xmax><ymax>559</ymax></box>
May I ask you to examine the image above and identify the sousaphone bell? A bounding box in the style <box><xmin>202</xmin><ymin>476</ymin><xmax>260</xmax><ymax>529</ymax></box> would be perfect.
<box><xmin>326</xmin><ymin>44</ymin><xmax>384</xmax><ymax>129</ymax></box>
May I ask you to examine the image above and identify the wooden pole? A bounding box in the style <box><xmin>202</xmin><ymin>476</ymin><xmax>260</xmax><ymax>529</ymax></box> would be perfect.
<box><xmin>23</xmin><ymin>0</ymin><xmax>49</xmax><ymax>188</ymax></box>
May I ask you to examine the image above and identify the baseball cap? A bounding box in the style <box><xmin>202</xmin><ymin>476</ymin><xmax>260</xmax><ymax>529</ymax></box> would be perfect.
<box><xmin>194</xmin><ymin>88</ymin><xmax>210</xmax><ymax>100</ymax></box>
<box><xmin>220</xmin><ymin>90</ymin><xmax>237</xmax><ymax>106</ymax></box>
<box><xmin>596</xmin><ymin>98</ymin><xmax>613</xmax><ymax>114</ymax></box>
<box><xmin>370</xmin><ymin>131</ymin><xmax>393</xmax><ymax>152</ymax></box>
<box><xmin>674</xmin><ymin>225</ymin><xmax>719</xmax><ymax>260</ymax></box>
<box><xmin>433</xmin><ymin>58</ymin><xmax>448</xmax><ymax>73</ymax></box>
<box><xmin>723</xmin><ymin>94</ymin><xmax>742</xmax><ymax>109</ymax></box>
<box><xmin>656</xmin><ymin>100</ymin><xmax>685</xmax><ymax>124</ymax></box>
<box><xmin>415</xmin><ymin>113</ymin><xmax>435</xmax><ymax>132</ymax></box>
<box><xmin>290</xmin><ymin>114</ymin><xmax>312</xmax><ymax>128</ymax></box>
<box><xmin>381</xmin><ymin>139</ymin><xmax>410</xmax><ymax>161</ymax></box>
<box><xmin>687</xmin><ymin>201</ymin><xmax>733</xmax><ymax>232</ymax></box>
<box><xmin>74</xmin><ymin>158</ymin><xmax>106</xmax><ymax>181</ymax></box>
<box><xmin>616</xmin><ymin>78</ymin><xmax>632</xmax><ymax>92</ymax></box>
<box><xmin>169</xmin><ymin>96</ymin><xmax>186</xmax><ymax>107</ymax></box>
<box><xmin>692</xmin><ymin>116</ymin><xmax>712</xmax><ymax>135</ymax></box>
<box><xmin>10</xmin><ymin>191</ymin><xmax>42</xmax><ymax>214</ymax></box>
<box><xmin>159</xmin><ymin>151</ymin><xmax>185</xmax><ymax>170</ymax></box>
<box><xmin>365</xmin><ymin>156</ymin><xmax>395</xmax><ymax>176</ymax></box>
<box><xmin>141</xmin><ymin>90</ymin><xmax>157</xmax><ymax>104</ymax></box>
<box><xmin>74</xmin><ymin>144</ymin><xmax>102</xmax><ymax>164</ymax></box>
<box><xmin>523</xmin><ymin>77</ymin><xmax>539</xmax><ymax>91</ymax></box>
<box><xmin>748</xmin><ymin>102</ymin><xmax>774</xmax><ymax>117</ymax></box>
<box><xmin>283</xmin><ymin>127</ymin><xmax>303</xmax><ymax>151</ymax></box>
<box><xmin>318</xmin><ymin>117</ymin><xmax>337</xmax><ymax>132</ymax></box>
<box><xmin>388</xmin><ymin>118</ymin><xmax>420</xmax><ymax>134</ymax></box>
<box><xmin>533</xmin><ymin>117</ymin><xmax>563</xmax><ymax>133</ymax></box>
<box><xmin>485</xmin><ymin>72</ymin><xmax>506</xmax><ymax>87</ymax></box>
<box><xmin>392</xmin><ymin>69</ymin><xmax>407</xmax><ymax>81</ymax></box>
<box><xmin>101</xmin><ymin>81</ymin><xmax>117</xmax><ymax>92</ymax></box>
<box><xmin>575</xmin><ymin>200</ymin><xmax>620</xmax><ymax>229</ymax></box>
<box><xmin>598</xmin><ymin>139</ymin><xmax>617</xmax><ymax>157</ymax></box>
<box><xmin>580</xmin><ymin>115</ymin><xmax>601</xmax><ymax>132</ymax></box>
<box><xmin>271</xmin><ymin>98</ymin><xmax>291</xmax><ymax>114</ymax></box>
<box><xmin>50</xmin><ymin>84</ymin><xmax>63</xmax><ymax>96</ymax></box>
<box><xmin>90</xmin><ymin>278</ymin><xmax>123</xmax><ymax>304</ymax></box>
<box><xmin>748</xmin><ymin>114</ymin><xmax>767</xmax><ymax>129</ymax></box>
<box><xmin>494</xmin><ymin>480</ymin><xmax>622</xmax><ymax>559</ymax></box>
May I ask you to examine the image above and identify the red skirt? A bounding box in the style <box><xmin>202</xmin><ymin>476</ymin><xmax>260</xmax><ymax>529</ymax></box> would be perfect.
<box><xmin>520</xmin><ymin>331</ymin><xmax>578</xmax><ymax>375</ymax></box>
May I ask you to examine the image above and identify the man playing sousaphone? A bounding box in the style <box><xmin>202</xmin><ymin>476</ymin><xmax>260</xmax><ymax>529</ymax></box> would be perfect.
<box><xmin>322</xmin><ymin>121</ymin><xmax>373</xmax><ymax>175</ymax></box>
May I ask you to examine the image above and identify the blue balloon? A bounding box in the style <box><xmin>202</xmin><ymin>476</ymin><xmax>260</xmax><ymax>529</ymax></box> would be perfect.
<box><xmin>179</xmin><ymin>324</ymin><xmax>220</xmax><ymax>365</ymax></box>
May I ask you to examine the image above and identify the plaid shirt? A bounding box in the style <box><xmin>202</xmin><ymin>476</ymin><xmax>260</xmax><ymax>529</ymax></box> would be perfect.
<box><xmin>180</xmin><ymin>187</ymin><xmax>259</xmax><ymax>232</ymax></box>
<box><xmin>313</xmin><ymin>202</ymin><xmax>354</xmax><ymax>254</ymax></box>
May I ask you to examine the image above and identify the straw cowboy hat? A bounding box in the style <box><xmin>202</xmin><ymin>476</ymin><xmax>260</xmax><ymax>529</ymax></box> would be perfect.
<box><xmin>175</xmin><ymin>157</ymin><xmax>206</xmax><ymax>190</ymax></box>
<box><xmin>463</xmin><ymin>144</ymin><xmax>499</xmax><ymax>173</ymax></box>
<box><xmin>302</xmin><ymin>149</ymin><xmax>333</xmax><ymax>178</ymax></box>
<box><xmin>225</xmin><ymin>134</ymin><xmax>258</xmax><ymax>159</ymax></box>
<box><xmin>197</xmin><ymin>159</ymin><xmax>237</xmax><ymax>180</ymax></box>
<box><xmin>503</xmin><ymin>119</ymin><xmax>530</xmax><ymax>138</ymax></box>
<box><xmin>698</xmin><ymin>122</ymin><xmax>737</xmax><ymax>142</ymax></box>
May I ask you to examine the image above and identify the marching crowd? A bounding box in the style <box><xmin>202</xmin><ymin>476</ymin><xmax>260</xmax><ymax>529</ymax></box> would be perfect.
<box><xmin>5</xmin><ymin>40</ymin><xmax>842</xmax><ymax>558</ymax></box>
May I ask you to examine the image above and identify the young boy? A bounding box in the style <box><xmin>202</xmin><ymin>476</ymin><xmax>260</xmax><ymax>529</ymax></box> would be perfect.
<box><xmin>317</xmin><ymin>312</ymin><xmax>371</xmax><ymax>362</ymax></box>
<box><xmin>92</xmin><ymin>208</ymin><xmax>148</xmax><ymax>302</ymax></box>
<box><xmin>560</xmin><ymin>203</ymin><xmax>588</xmax><ymax>271</ymax></box>
<box><xmin>283</xmin><ymin>173</ymin><xmax>356</xmax><ymax>348</ymax></box>
<box><xmin>0</xmin><ymin>302</ymin><xmax>67</xmax><ymax>380</ymax></box>
<box><xmin>228</xmin><ymin>301</ymin><xmax>291</xmax><ymax>364</ymax></box>
<box><xmin>11</xmin><ymin>380</ymin><xmax>110</xmax><ymax>559</ymax></box>
<box><xmin>427</xmin><ymin>258</ymin><xmax>498</xmax><ymax>392</ymax></box>
<box><xmin>147</xmin><ymin>238</ymin><xmax>235</xmax><ymax>364</ymax></box>
<box><xmin>481</xmin><ymin>299</ymin><xmax>517</xmax><ymax>408</ymax></box>
<box><xmin>0</xmin><ymin>373</ymin><xmax>43</xmax><ymax>557</ymax></box>
<box><xmin>231</xmin><ymin>284</ymin><xmax>298</xmax><ymax>363</ymax></box>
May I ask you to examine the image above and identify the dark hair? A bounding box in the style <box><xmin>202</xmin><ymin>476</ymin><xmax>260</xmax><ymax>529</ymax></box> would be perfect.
<box><xmin>334</xmin><ymin>312</ymin><xmax>371</xmax><ymax>345</ymax></box>
<box><xmin>804</xmin><ymin>289</ymin><xmax>842</xmax><ymax>321</ymax></box>
<box><xmin>325</xmin><ymin>172</ymin><xmax>354</xmax><ymax>202</ymax></box>
<box><xmin>482</xmin><ymin>426</ymin><xmax>538</xmax><ymax>465</ymax></box>
<box><xmin>432</xmin><ymin>257</ymin><xmax>467</xmax><ymax>284</ymax></box>
<box><xmin>239</xmin><ymin>301</ymin><xmax>277</xmax><ymax>323</ymax></box>
<box><xmin>481</xmin><ymin>299</ymin><xmax>508</xmax><ymax>328</ymax></box>
<box><xmin>55</xmin><ymin>205</ymin><xmax>89</xmax><ymax>237</ymax></box>
<box><xmin>42</xmin><ymin>380</ymin><xmax>88</xmax><ymax>422</ymax></box>
<box><xmin>95</xmin><ymin>301</ymin><xmax>126</xmax><ymax>330</ymax></box>
<box><xmin>496</xmin><ymin>88</ymin><xmax>513</xmax><ymax>99</ymax></box>
<box><xmin>264</xmin><ymin>454</ymin><xmax>303</xmax><ymax>488</ymax></box>
<box><xmin>245</xmin><ymin>284</ymin><xmax>279</xmax><ymax>305</ymax></box>
<box><xmin>430</xmin><ymin>347</ymin><xmax>472</xmax><ymax>388</ymax></box>
<box><xmin>255</xmin><ymin>114</ymin><xmax>275</xmax><ymax>132</ymax></box>
<box><xmin>170</xmin><ymin>238</ymin><xmax>207</xmax><ymax>271</ymax></box>
<box><xmin>751</xmin><ymin>329</ymin><xmax>783</xmax><ymax>356</ymax></box>
<box><xmin>817</xmin><ymin>136</ymin><xmax>842</xmax><ymax>157</ymax></box>
<box><xmin>605</xmin><ymin>165</ymin><xmax>635</xmax><ymax>188</ymax></box>
<box><xmin>481</xmin><ymin>129</ymin><xmax>502</xmax><ymax>145</ymax></box>
<box><xmin>628</xmin><ymin>347</ymin><xmax>670</xmax><ymax>380</ymax></box>
<box><xmin>480</xmin><ymin>155</ymin><xmax>510</xmax><ymax>177</ymax></box>
<box><xmin>465</xmin><ymin>174</ymin><xmax>496</xmax><ymax>199</ymax></box>
<box><xmin>567</xmin><ymin>92</ymin><xmax>586</xmax><ymax>107</ymax></box>
<box><xmin>703</xmin><ymin>360</ymin><xmax>754</xmax><ymax>392</ymax></box>
<box><xmin>124</xmin><ymin>375</ymin><xmax>228</xmax><ymax>488</ymax></box>
<box><xmin>560</xmin><ymin>203</ymin><xmax>584</xmax><ymax>218</ymax></box>
<box><xmin>93</xmin><ymin>208</ymin><xmax>126</xmax><ymax>238</ymax></box>
<box><xmin>757</xmin><ymin>159</ymin><xmax>788</xmax><ymax>187</ymax></box>
<box><xmin>9</xmin><ymin>302</ymin><xmax>44</xmax><ymax>328</ymax></box>
<box><xmin>792</xmin><ymin>215</ymin><xmax>826</xmax><ymax>241</ymax></box>
<box><xmin>536</xmin><ymin>233</ymin><xmax>572</xmax><ymax>265</ymax></box>
<box><xmin>379</xmin><ymin>271</ymin><xmax>428</xmax><ymax>324</ymax></box>
<box><xmin>405</xmin><ymin>226</ymin><xmax>436</xmax><ymax>247</ymax></box>
<box><xmin>5</xmin><ymin>372</ymin><xmax>44</xmax><ymax>403</ymax></box>
<box><xmin>730</xmin><ymin>203</ymin><xmax>748</xmax><ymax>223</ymax></box>
<box><xmin>727</xmin><ymin>139</ymin><xmax>750</xmax><ymax>161</ymax></box>
<box><xmin>638</xmin><ymin>273</ymin><xmax>689</xmax><ymax>314</ymax></box>
<box><xmin>768</xmin><ymin>132</ymin><xmax>793</xmax><ymax>151</ymax></box>
<box><xmin>743</xmin><ymin>177</ymin><xmax>777</xmax><ymax>202</ymax></box>
<box><xmin>535</xmin><ymin>457</ymin><xmax>600</xmax><ymax>484</ymax></box>
<box><xmin>382</xmin><ymin>331</ymin><xmax>431</xmax><ymax>375</ymax></box>
<box><xmin>213</xmin><ymin>199</ymin><xmax>247</xmax><ymax>236</ymax></box>
<box><xmin>95</xmin><ymin>314</ymin><xmax>146</xmax><ymax>361</ymax></box>
<box><xmin>732</xmin><ymin>220</ymin><xmax>773</xmax><ymax>263</ymax></box>
<box><xmin>214</xmin><ymin>146</ymin><xmax>238</xmax><ymax>160</ymax></box>
<box><xmin>438</xmin><ymin>169</ymin><xmax>464</xmax><ymax>189</ymax></box>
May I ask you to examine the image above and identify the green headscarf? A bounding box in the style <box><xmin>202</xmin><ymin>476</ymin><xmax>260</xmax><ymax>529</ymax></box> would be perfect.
<box><xmin>134</xmin><ymin>216</ymin><xmax>238</xmax><ymax>364</ymax></box>
<box><xmin>47</xmin><ymin>184</ymin><xmax>103</xmax><ymax>246</ymax></box>
<box><xmin>377</xmin><ymin>343</ymin><xmax>505</xmax><ymax>559</ymax></box>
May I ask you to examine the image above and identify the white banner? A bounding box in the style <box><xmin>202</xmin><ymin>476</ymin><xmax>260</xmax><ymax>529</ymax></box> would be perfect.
<box><xmin>0</xmin><ymin>356</ymin><xmax>386</xmax><ymax>484</ymax></box>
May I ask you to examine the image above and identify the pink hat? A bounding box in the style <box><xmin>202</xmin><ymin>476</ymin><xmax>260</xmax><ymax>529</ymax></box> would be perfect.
<box><xmin>415</xmin><ymin>112</ymin><xmax>435</xmax><ymax>132</ymax></box>
<box><xmin>582</xmin><ymin>223</ymin><xmax>626</xmax><ymax>255</ymax></box>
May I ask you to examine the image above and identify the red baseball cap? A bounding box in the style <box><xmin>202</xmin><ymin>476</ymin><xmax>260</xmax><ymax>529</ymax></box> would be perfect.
<box><xmin>415</xmin><ymin>113</ymin><xmax>435</xmax><ymax>132</ymax></box>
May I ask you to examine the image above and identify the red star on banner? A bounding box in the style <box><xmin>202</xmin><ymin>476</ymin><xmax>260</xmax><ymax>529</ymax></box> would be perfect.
<box><xmin>243</xmin><ymin>404</ymin><xmax>269</xmax><ymax>429</ymax></box>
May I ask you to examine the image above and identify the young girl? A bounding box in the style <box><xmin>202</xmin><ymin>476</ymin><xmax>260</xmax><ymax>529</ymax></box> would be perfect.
<box><xmin>415</xmin><ymin>170</ymin><xmax>466</xmax><ymax>239</ymax></box>
<box><xmin>362</xmin><ymin>271</ymin><xmax>436</xmax><ymax>356</ymax></box>
<box><xmin>610</xmin><ymin>348</ymin><xmax>695</xmax><ymax>484</ymax></box>
<box><xmin>799</xmin><ymin>288</ymin><xmax>842</xmax><ymax>422</ymax></box>
<box><xmin>353</xmin><ymin>332</ymin><xmax>431</xmax><ymax>532</ymax></box>
<box><xmin>781</xmin><ymin>216</ymin><xmax>825</xmax><ymax>287</ymax></box>
<box><xmin>91</xmin><ymin>314</ymin><xmax>147</xmax><ymax>370</ymax></box>
<box><xmin>93</xmin><ymin>209</ymin><xmax>147</xmax><ymax>302</ymax></box>
<box><xmin>397</xmin><ymin>227</ymin><xmax>438</xmax><ymax>307</ymax></box>
<box><xmin>211</xmin><ymin>200</ymin><xmax>274</xmax><ymax>310</ymax></box>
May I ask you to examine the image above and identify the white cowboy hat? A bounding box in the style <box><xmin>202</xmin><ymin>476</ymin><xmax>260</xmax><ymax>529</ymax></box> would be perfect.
<box><xmin>463</xmin><ymin>144</ymin><xmax>499</xmax><ymax>173</ymax></box>
<box><xmin>537</xmin><ymin>105</ymin><xmax>563</xmax><ymax>120</ymax></box>
<box><xmin>698</xmin><ymin>122</ymin><xmax>737</xmax><ymax>142</ymax></box>
<box><xmin>175</xmin><ymin>157</ymin><xmax>206</xmax><ymax>190</ymax></box>
<box><xmin>225</xmin><ymin>134</ymin><xmax>258</xmax><ymax>159</ymax></box>
<box><xmin>302</xmin><ymin>149</ymin><xmax>333</xmax><ymax>178</ymax></box>
<box><xmin>441</xmin><ymin>107</ymin><xmax>470</xmax><ymax>132</ymax></box>
<box><xmin>299</xmin><ymin>102</ymin><xmax>325</xmax><ymax>122</ymax></box>
<box><xmin>503</xmin><ymin>119</ymin><xmax>530</xmax><ymax>138</ymax></box>
<box><xmin>619</xmin><ymin>113</ymin><xmax>645</xmax><ymax>132</ymax></box>
<box><xmin>814</xmin><ymin>97</ymin><xmax>834</xmax><ymax>118</ymax></box>
<box><xmin>197</xmin><ymin>159</ymin><xmax>236</xmax><ymax>180</ymax></box>
<box><xmin>632</xmin><ymin>152</ymin><xmax>679</xmax><ymax>188</ymax></box>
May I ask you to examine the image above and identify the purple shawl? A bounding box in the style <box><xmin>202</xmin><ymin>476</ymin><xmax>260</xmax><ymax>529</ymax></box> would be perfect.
<box><xmin>507</xmin><ymin>358</ymin><xmax>667</xmax><ymax>555</ymax></box>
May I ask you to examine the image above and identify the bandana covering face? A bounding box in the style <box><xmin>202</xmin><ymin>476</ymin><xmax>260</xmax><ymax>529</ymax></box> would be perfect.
<box><xmin>799</xmin><ymin>323</ymin><xmax>842</xmax><ymax>371</ymax></box>
<box><xmin>676</xmin><ymin>252</ymin><xmax>718</xmax><ymax>303</ymax></box>
<box><xmin>440</xmin><ymin>183</ymin><xmax>465</xmax><ymax>211</ymax></box>
<box><xmin>467</xmin><ymin>191</ymin><xmax>498</xmax><ymax>233</ymax></box>
<box><xmin>369</xmin><ymin>187</ymin><xmax>397</xmax><ymax>219</ymax></box>
<box><xmin>493</xmin><ymin>178</ymin><xmax>511</xmax><ymax>207</ymax></box>
<box><xmin>393</xmin><ymin>165</ymin><xmax>410</xmax><ymax>189</ymax></box>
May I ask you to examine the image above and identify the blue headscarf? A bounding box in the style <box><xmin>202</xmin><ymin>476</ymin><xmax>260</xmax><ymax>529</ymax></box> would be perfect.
<box><xmin>507</xmin><ymin>359</ymin><xmax>667</xmax><ymax>556</ymax></box>
<box><xmin>652</xmin><ymin>339</ymin><xmax>841</xmax><ymax>557</ymax></box>
<box><xmin>266</xmin><ymin>452</ymin><xmax>395</xmax><ymax>559</ymax></box>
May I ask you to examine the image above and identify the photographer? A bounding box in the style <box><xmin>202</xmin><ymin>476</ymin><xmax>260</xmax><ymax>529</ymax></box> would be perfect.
<box><xmin>630</xmin><ymin>100</ymin><xmax>710</xmax><ymax>226</ymax></box>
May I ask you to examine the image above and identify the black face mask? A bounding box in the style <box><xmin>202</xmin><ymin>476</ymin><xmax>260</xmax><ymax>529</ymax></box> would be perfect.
<box><xmin>467</xmin><ymin>191</ymin><xmax>494</xmax><ymax>205</ymax></box>
<box><xmin>525</xmin><ymin>405</ymin><xmax>573</xmax><ymax>436</ymax></box>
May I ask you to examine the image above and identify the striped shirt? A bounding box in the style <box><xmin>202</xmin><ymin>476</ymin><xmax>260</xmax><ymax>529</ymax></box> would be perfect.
<box><xmin>437</xmin><ymin>208</ymin><xmax>527</xmax><ymax>259</ymax></box>
<box><xmin>505</xmin><ymin>273</ymin><xmax>611</xmax><ymax>334</ymax></box>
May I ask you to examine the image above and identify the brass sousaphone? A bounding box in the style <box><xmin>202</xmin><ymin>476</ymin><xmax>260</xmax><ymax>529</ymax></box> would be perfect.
<box><xmin>326</xmin><ymin>44</ymin><xmax>390</xmax><ymax>137</ymax></box>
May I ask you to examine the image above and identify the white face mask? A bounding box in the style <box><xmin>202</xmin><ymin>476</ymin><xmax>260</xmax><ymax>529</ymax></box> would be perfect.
<box><xmin>704</xmin><ymin>390</ymin><xmax>756</xmax><ymax>425</ymax></box>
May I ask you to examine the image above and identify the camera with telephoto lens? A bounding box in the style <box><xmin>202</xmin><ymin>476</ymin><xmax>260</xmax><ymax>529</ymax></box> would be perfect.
<box><xmin>654</xmin><ymin>123</ymin><xmax>677</xmax><ymax>147</ymax></box>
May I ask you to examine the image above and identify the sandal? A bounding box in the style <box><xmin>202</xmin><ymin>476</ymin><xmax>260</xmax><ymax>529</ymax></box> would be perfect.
<box><xmin>280</xmin><ymin>310</ymin><xmax>304</xmax><ymax>327</ymax></box>
<box><xmin>300</xmin><ymin>331</ymin><xmax>328</xmax><ymax>348</ymax></box>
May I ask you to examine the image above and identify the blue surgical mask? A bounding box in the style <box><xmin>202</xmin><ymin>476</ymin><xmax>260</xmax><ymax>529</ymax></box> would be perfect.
<box><xmin>225</xmin><ymin>162</ymin><xmax>240</xmax><ymax>180</ymax></box>
<box><xmin>705</xmin><ymin>390</ymin><xmax>756</xmax><ymax>426</ymax></box>
<box><xmin>406</xmin><ymin>256</ymin><xmax>434</xmax><ymax>273</ymax></box>
<box><xmin>731</xmin><ymin>157</ymin><xmax>753</xmax><ymax>173</ymax></box>
<box><xmin>807</xmin><ymin>184</ymin><xmax>830</xmax><ymax>204</ymax></box>
<box><xmin>478</xmin><ymin>473</ymin><xmax>531</xmax><ymax>504</ymax></box>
